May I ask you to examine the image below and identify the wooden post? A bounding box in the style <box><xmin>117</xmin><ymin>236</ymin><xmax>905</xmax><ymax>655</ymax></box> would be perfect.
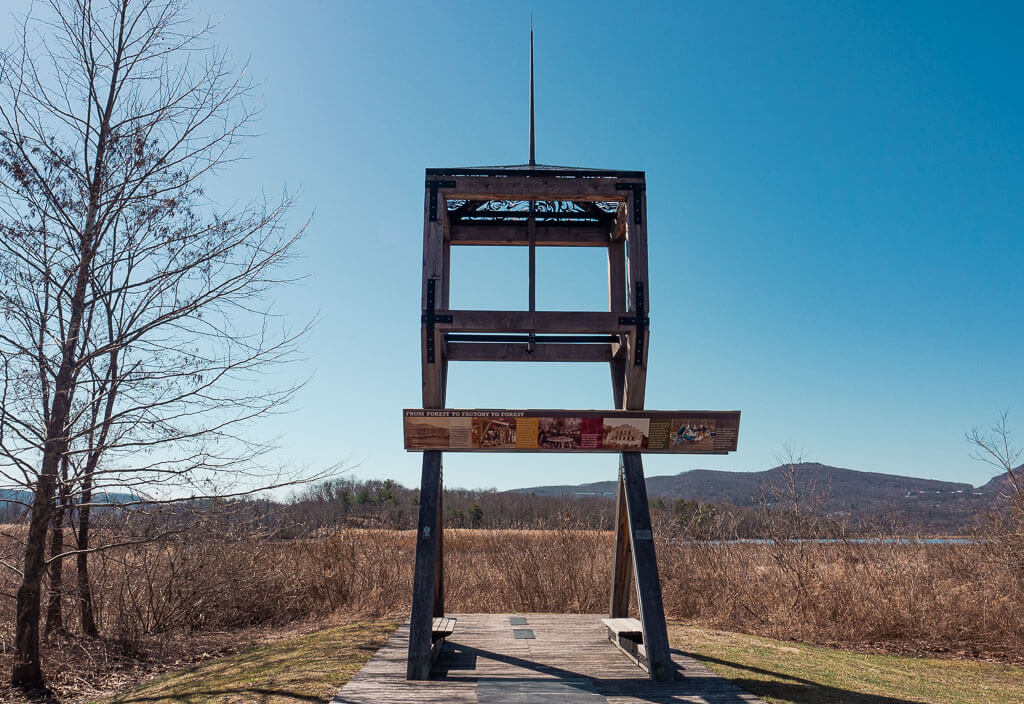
<box><xmin>609</xmin><ymin>462</ymin><xmax>632</xmax><ymax>617</ymax></box>
<box><xmin>623</xmin><ymin>186</ymin><xmax>649</xmax><ymax>407</ymax></box>
<box><xmin>434</xmin><ymin>464</ymin><xmax>444</xmax><ymax>618</ymax></box>
<box><xmin>621</xmin><ymin>452</ymin><xmax>673</xmax><ymax>682</ymax></box>
<box><xmin>407</xmin><ymin>451</ymin><xmax>442</xmax><ymax>680</ymax></box>
<box><xmin>409</xmin><ymin>180</ymin><xmax>449</xmax><ymax>679</ymax></box>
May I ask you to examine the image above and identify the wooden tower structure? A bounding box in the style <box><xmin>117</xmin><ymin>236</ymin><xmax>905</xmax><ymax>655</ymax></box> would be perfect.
<box><xmin>408</xmin><ymin>163</ymin><xmax>676</xmax><ymax>681</ymax></box>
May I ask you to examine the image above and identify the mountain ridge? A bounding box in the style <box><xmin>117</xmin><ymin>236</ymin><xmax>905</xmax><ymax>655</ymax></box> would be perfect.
<box><xmin>511</xmin><ymin>462</ymin><xmax>1006</xmax><ymax>531</ymax></box>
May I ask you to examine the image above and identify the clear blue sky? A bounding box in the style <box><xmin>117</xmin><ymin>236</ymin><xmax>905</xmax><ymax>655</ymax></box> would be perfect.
<box><xmin>5</xmin><ymin>1</ymin><xmax>1022</xmax><ymax>491</ymax></box>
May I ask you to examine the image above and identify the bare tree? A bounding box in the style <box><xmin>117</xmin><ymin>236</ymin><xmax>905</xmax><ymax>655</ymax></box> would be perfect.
<box><xmin>0</xmin><ymin>0</ymin><xmax>313</xmax><ymax>689</ymax></box>
<box><xmin>758</xmin><ymin>443</ymin><xmax>831</xmax><ymax>528</ymax></box>
<box><xmin>967</xmin><ymin>409</ymin><xmax>1023</xmax><ymax>574</ymax></box>
<box><xmin>967</xmin><ymin>409</ymin><xmax>1023</xmax><ymax>498</ymax></box>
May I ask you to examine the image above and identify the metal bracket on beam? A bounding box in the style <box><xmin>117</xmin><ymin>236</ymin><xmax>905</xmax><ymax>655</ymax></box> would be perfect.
<box><xmin>615</xmin><ymin>182</ymin><xmax>645</xmax><ymax>225</ymax></box>
<box><xmin>421</xmin><ymin>279</ymin><xmax>452</xmax><ymax>363</ymax></box>
<box><xmin>426</xmin><ymin>179</ymin><xmax>456</xmax><ymax>222</ymax></box>
<box><xmin>618</xmin><ymin>281</ymin><xmax>649</xmax><ymax>367</ymax></box>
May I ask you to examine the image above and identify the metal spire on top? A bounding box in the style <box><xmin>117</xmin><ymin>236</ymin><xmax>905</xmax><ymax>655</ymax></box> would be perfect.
<box><xmin>529</xmin><ymin>15</ymin><xmax>536</xmax><ymax>166</ymax></box>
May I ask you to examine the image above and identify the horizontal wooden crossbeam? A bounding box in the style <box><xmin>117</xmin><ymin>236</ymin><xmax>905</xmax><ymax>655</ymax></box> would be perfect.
<box><xmin>440</xmin><ymin>310</ymin><xmax>633</xmax><ymax>334</ymax></box>
<box><xmin>450</xmin><ymin>223</ymin><xmax>610</xmax><ymax>246</ymax></box>
<box><xmin>437</xmin><ymin>175</ymin><xmax>642</xmax><ymax>202</ymax></box>
<box><xmin>446</xmin><ymin>342</ymin><xmax>612</xmax><ymax>363</ymax></box>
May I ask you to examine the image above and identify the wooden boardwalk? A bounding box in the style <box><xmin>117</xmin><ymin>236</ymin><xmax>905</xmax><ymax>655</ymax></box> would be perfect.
<box><xmin>332</xmin><ymin>613</ymin><xmax>766</xmax><ymax>703</ymax></box>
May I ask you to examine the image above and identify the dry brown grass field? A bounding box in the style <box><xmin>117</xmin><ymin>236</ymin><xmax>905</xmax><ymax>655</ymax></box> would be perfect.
<box><xmin>1</xmin><ymin>527</ymin><xmax>1020</xmax><ymax>700</ymax></box>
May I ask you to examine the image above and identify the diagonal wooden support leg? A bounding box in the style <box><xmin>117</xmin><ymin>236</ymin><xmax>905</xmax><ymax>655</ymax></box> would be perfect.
<box><xmin>609</xmin><ymin>463</ymin><xmax>632</xmax><ymax>617</ymax></box>
<box><xmin>407</xmin><ymin>451</ymin><xmax>442</xmax><ymax>680</ymax></box>
<box><xmin>622</xmin><ymin>451</ymin><xmax>674</xmax><ymax>682</ymax></box>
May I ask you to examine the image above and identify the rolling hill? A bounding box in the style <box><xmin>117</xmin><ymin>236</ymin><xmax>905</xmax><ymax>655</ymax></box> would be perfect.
<box><xmin>513</xmin><ymin>462</ymin><xmax>1008</xmax><ymax>531</ymax></box>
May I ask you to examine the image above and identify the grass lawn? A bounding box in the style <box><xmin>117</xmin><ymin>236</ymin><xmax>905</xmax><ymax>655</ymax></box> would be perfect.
<box><xmin>671</xmin><ymin>625</ymin><xmax>1024</xmax><ymax>704</ymax></box>
<box><xmin>95</xmin><ymin>620</ymin><xmax>1022</xmax><ymax>704</ymax></box>
<box><xmin>95</xmin><ymin>621</ymin><xmax>397</xmax><ymax>704</ymax></box>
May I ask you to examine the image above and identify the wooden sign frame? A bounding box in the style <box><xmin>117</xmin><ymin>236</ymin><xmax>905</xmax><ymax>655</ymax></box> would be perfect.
<box><xmin>403</xmin><ymin>408</ymin><xmax>740</xmax><ymax>453</ymax></box>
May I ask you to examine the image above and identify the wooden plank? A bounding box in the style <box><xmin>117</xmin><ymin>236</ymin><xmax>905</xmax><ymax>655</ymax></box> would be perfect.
<box><xmin>406</xmin><ymin>451</ymin><xmax>443</xmax><ymax>680</ymax></box>
<box><xmin>437</xmin><ymin>175</ymin><xmax>641</xmax><ymax>202</ymax></box>
<box><xmin>601</xmin><ymin>618</ymin><xmax>642</xmax><ymax>636</ymax></box>
<box><xmin>450</xmin><ymin>223</ymin><xmax>610</xmax><ymax>246</ymax></box>
<box><xmin>621</xmin><ymin>452</ymin><xmax>672</xmax><ymax>682</ymax></box>
<box><xmin>446</xmin><ymin>342</ymin><xmax>611</xmax><ymax>363</ymax></box>
<box><xmin>443</xmin><ymin>310</ymin><xmax>630</xmax><ymax>334</ymax></box>
<box><xmin>337</xmin><ymin>613</ymin><xmax>771</xmax><ymax>703</ymax></box>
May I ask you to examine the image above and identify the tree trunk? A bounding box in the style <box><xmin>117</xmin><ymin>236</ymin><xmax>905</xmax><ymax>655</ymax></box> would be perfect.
<box><xmin>76</xmin><ymin>479</ymin><xmax>98</xmax><ymax>638</ymax></box>
<box><xmin>44</xmin><ymin>457</ymin><xmax>70</xmax><ymax>637</ymax></box>
<box><xmin>11</xmin><ymin>460</ymin><xmax>58</xmax><ymax>689</ymax></box>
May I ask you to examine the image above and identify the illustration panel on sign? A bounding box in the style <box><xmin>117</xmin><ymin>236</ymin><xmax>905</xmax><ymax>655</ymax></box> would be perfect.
<box><xmin>538</xmin><ymin>417</ymin><xmax>581</xmax><ymax>449</ymax></box>
<box><xmin>603</xmin><ymin>418</ymin><xmax>650</xmax><ymax>450</ymax></box>
<box><xmin>670</xmin><ymin>419</ymin><xmax>716</xmax><ymax>451</ymax></box>
<box><xmin>404</xmin><ymin>417</ymin><xmax>450</xmax><ymax>450</ymax></box>
<box><xmin>473</xmin><ymin>416</ymin><xmax>518</xmax><ymax>448</ymax></box>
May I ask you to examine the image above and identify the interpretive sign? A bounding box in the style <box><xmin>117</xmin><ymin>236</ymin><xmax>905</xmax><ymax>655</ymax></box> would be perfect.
<box><xmin>403</xmin><ymin>409</ymin><xmax>740</xmax><ymax>454</ymax></box>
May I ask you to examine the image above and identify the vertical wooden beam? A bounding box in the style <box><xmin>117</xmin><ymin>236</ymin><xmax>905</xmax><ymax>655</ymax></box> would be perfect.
<box><xmin>435</xmin><ymin>231</ymin><xmax>450</xmax><ymax>621</ymax></box>
<box><xmin>421</xmin><ymin>184</ymin><xmax>446</xmax><ymax>407</ymax></box>
<box><xmin>608</xmin><ymin>226</ymin><xmax>633</xmax><ymax>616</ymax></box>
<box><xmin>622</xmin><ymin>452</ymin><xmax>673</xmax><ymax>682</ymax></box>
<box><xmin>411</xmin><ymin>180</ymin><xmax>449</xmax><ymax>679</ymax></box>
<box><xmin>407</xmin><ymin>451</ymin><xmax>442</xmax><ymax>680</ymax></box>
<box><xmin>623</xmin><ymin>186</ymin><xmax>649</xmax><ymax>411</ymax></box>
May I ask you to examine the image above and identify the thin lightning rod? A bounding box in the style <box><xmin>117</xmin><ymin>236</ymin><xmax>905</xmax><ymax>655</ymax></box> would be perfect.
<box><xmin>529</xmin><ymin>15</ymin><xmax>536</xmax><ymax>166</ymax></box>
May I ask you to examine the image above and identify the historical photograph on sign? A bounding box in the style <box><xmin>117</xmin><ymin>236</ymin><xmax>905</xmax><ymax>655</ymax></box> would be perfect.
<box><xmin>603</xmin><ymin>417</ymin><xmax>650</xmax><ymax>449</ymax></box>
<box><xmin>404</xmin><ymin>417</ymin><xmax>450</xmax><ymax>449</ymax></box>
<box><xmin>671</xmin><ymin>419</ymin><xmax>717</xmax><ymax>451</ymax></box>
<box><xmin>538</xmin><ymin>417</ymin><xmax>581</xmax><ymax>449</ymax></box>
<box><xmin>472</xmin><ymin>416</ymin><xmax>518</xmax><ymax>448</ymax></box>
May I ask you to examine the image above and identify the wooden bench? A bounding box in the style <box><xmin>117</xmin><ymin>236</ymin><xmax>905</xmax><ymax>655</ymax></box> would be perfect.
<box><xmin>432</xmin><ymin>617</ymin><xmax>456</xmax><ymax>641</ymax></box>
<box><xmin>602</xmin><ymin>617</ymin><xmax>648</xmax><ymax>671</ymax></box>
<box><xmin>429</xmin><ymin>617</ymin><xmax>457</xmax><ymax>663</ymax></box>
